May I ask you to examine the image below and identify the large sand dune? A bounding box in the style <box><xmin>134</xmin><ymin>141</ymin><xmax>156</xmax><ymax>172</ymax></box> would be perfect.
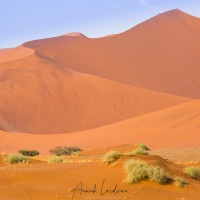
<box><xmin>0</xmin><ymin>50</ymin><xmax>189</xmax><ymax>134</ymax></box>
<box><xmin>1</xmin><ymin>100</ymin><xmax>200</xmax><ymax>154</ymax></box>
<box><xmin>0</xmin><ymin>46</ymin><xmax>34</xmax><ymax>64</ymax></box>
<box><xmin>0</xmin><ymin>9</ymin><xmax>200</xmax><ymax>153</ymax></box>
<box><xmin>23</xmin><ymin>9</ymin><xmax>200</xmax><ymax>98</ymax></box>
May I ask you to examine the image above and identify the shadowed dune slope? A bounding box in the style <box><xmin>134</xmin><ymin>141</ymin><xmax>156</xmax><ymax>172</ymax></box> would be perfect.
<box><xmin>0</xmin><ymin>51</ymin><xmax>190</xmax><ymax>134</ymax></box>
<box><xmin>1</xmin><ymin>100</ymin><xmax>200</xmax><ymax>154</ymax></box>
<box><xmin>23</xmin><ymin>9</ymin><xmax>200</xmax><ymax>98</ymax></box>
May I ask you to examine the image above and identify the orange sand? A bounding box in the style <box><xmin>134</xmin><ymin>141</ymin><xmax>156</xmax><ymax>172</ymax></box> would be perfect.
<box><xmin>0</xmin><ymin>146</ymin><xmax>200</xmax><ymax>200</ymax></box>
<box><xmin>0</xmin><ymin>9</ymin><xmax>200</xmax><ymax>153</ymax></box>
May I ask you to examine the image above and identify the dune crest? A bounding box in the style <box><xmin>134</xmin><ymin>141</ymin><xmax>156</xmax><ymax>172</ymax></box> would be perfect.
<box><xmin>0</xmin><ymin>50</ymin><xmax>190</xmax><ymax>134</ymax></box>
<box><xmin>0</xmin><ymin>46</ymin><xmax>34</xmax><ymax>64</ymax></box>
<box><xmin>62</xmin><ymin>32</ymin><xmax>87</xmax><ymax>37</ymax></box>
<box><xmin>23</xmin><ymin>9</ymin><xmax>200</xmax><ymax>98</ymax></box>
<box><xmin>0</xmin><ymin>9</ymin><xmax>200</xmax><ymax>153</ymax></box>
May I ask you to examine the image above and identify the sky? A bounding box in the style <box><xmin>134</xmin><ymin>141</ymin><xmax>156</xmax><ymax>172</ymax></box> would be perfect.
<box><xmin>1</xmin><ymin>0</ymin><xmax>200</xmax><ymax>48</ymax></box>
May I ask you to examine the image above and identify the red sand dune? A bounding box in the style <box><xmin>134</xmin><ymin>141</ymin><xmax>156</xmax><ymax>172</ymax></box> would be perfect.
<box><xmin>62</xmin><ymin>32</ymin><xmax>87</xmax><ymax>37</ymax></box>
<box><xmin>1</xmin><ymin>9</ymin><xmax>200</xmax><ymax>153</ymax></box>
<box><xmin>1</xmin><ymin>100</ymin><xmax>200</xmax><ymax>154</ymax></box>
<box><xmin>23</xmin><ymin>9</ymin><xmax>200</xmax><ymax>99</ymax></box>
<box><xmin>0</xmin><ymin>48</ymin><xmax>11</xmax><ymax>52</ymax></box>
<box><xmin>0</xmin><ymin>46</ymin><xmax>34</xmax><ymax>64</ymax></box>
<box><xmin>0</xmin><ymin>50</ymin><xmax>190</xmax><ymax>134</ymax></box>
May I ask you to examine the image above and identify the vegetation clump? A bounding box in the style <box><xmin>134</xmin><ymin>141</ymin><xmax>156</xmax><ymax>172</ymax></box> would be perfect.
<box><xmin>126</xmin><ymin>144</ymin><xmax>150</xmax><ymax>156</ymax></box>
<box><xmin>147</xmin><ymin>165</ymin><xmax>171</xmax><ymax>184</ymax></box>
<box><xmin>174</xmin><ymin>176</ymin><xmax>187</xmax><ymax>188</ymax></box>
<box><xmin>19</xmin><ymin>150</ymin><xmax>39</xmax><ymax>157</ymax></box>
<box><xmin>136</xmin><ymin>144</ymin><xmax>150</xmax><ymax>151</ymax></box>
<box><xmin>6</xmin><ymin>154</ymin><xmax>29</xmax><ymax>164</ymax></box>
<box><xmin>49</xmin><ymin>146</ymin><xmax>81</xmax><ymax>156</ymax></box>
<box><xmin>184</xmin><ymin>166</ymin><xmax>200</xmax><ymax>180</ymax></box>
<box><xmin>124</xmin><ymin>159</ymin><xmax>171</xmax><ymax>185</ymax></box>
<box><xmin>102</xmin><ymin>150</ymin><xmax>120</xmax><ymax>165</ymax></box>
<box><xmin>127</xmin><ymin>148</ymin><xmax>149</xmax><ymax>156</ymax></box>
<box><xmin>48</xmin><ymin>156</ymin><xmax>64</xmax><ymax>163</ymax></box>
<box><xmin>124</xmin><ymin>159</ymin><xmax>148</xmax><ymax>183</ymax></box>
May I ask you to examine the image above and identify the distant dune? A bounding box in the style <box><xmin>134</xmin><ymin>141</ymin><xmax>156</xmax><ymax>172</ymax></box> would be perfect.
<box><xmin>24</xmin><ymin>9</ymin><xmax>200</xmax><ymax>99</ymax></box>
<box><xmin>1</xmin><ymin>100</ymin><xmax>200</xmax><ymax>154</ymax></box>
<box><xmin>0</xmin><ymin>50</ymin><xmax>190</xmax><ymax>134</ymax></box>
<box><xmin>62</xmin><ymin>32</ymin><xmax>87</xmax><ymax>37</ymax></box>
<box><xmin>1</xmin><ymin>9</ymin><xmax>200</xmax><ymax>153</ymax></box>
<box><xmin>0</xmin><ymin>46</ymin><xmax>34</xmax><ymax>64</ymax></box>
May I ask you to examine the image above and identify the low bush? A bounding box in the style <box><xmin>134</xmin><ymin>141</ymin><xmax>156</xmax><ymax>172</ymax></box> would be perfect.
<box><xmin>49</xmin><ymin>146</ymin><xmax>81</xmax><ymax>156</ymax></box>
<box><xmin>18</xmin><ymin>150</ymin><xmax>39</xmax><ymax>157</ymax></box>
<box><xmin>124</xmin><ymin>159</ymin><xmax>148</xmax><ymax>184</ymax></box>
<box><xmin>6</xmin><ymin>154</ymin><xmax>29</xmax><ymax>164</ymax></box>
<box><xmin>128</xmin><ymin>148</ymin><xmax>149</xmax><ymax>156</ymax></box>
<box><xmin>184</xmin><ymin>166</ymin><xmax>200</xmax><ymax>180</ymax></box>
<box><xmin>48</xmin><ymin>156</ymin><xmax>64</xmax><ymax>163</ymax></box>
<box><xmin>147</xmin><ymin>165</ymin><xmax>171</xmax><ymax>184</ymax></box>
<box><xmin>136</xmin><ymin>144</ymin><xmax>150</xmax><ymax>151</ymax></box>
<box><xmin>174</xmin><ymin>176</ymin><xmax>187</xmax><ymax>188</ymax></box>
<box><xmin>124</xmin><ymin>159</ymin><xmax>171</xmax><ymax>185</ymax></box>
<box><xmin>102</xmin><ymin>150</ymin><xmax>120</xmax><ymax>165</ymax></box>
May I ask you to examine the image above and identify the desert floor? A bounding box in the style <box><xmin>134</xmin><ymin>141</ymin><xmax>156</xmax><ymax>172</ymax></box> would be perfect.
<box><xmin>1</xmin><ymin>145</ymin><xmax>200</xmax><ymax>200</ymax></box>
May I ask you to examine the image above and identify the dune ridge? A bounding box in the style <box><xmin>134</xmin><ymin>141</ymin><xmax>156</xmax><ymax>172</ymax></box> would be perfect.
<box><xmin>0</xmin><ymin>9</ymin><xmax>200</xmax><ymax>153</ymax></box>
<box><xmin>0</xmin><ymin>46</ymin><xmax>34</xmax><ymax>64</ymax></box>
<box><xmin>0</xmin><ymin>50</ymin><xmax>190</xmax><ymax>134</ymax></box>
<box><xmin>23</xmin><ymin>9</ymin><xmax>200</xmax><ymax>98</ymax></box>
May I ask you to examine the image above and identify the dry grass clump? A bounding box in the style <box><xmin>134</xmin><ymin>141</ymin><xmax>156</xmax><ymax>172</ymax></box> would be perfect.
<box><xmin>5</xmin><ymin>154</ymin><xmax>29</xmax><ymax>164</ymax></box>
<box><xmin>102</xmin><ymin>150</ymin><xmax>120</xmax><ymax>165</ymax></box>
<box><xmin>71</xmin><ymin>151</ymin><xmax>81</xmax><ymax>157</ymax></box>
<box><xmin>126</xmin><ymin>143</ymin><xmax>150</xmax><ymax>156</ymax></box>
<box><xmin>124</xmin><ymin>159</ymin><xmax>148</xmax><ymax>183</ymax></box>
<box><xmin>184</xmin><ymin>166</ymin><xmax>200</xmax><ymax>180</ymax></box>
<box><xmin>174</xmin><ymin>176</ymin><xmax>187</xmax><ymax>188</ymax></box>
<box><xmin>136</xmin><ymin>144</ymin><xmax>150</xmax><ymax>151</ymax></box>
<box><xmin>48</xmin><ymin>156</ymin><xmax>65</xmax><ymax>164</ymax></box>
<box><xmin>147</xmin><ymin>165</ymin><xmax>171</xmax><ymax>184</ymax></box>
<box><xmin>127</xmin><ymin>148</ymin><xmax>149</xmax><ymax>156</ymax></box>
<box><xmin>124</xmin><ymin>159</ymin><xmax>171</xmax><ymax>185</ymax></box>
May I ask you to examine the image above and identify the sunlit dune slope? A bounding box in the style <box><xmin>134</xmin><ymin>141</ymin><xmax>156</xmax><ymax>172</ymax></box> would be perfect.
<box><xmin>0</xmin><ymin>51</ymin><xmax>190</xmax><ymax>134</ymax></box>
<box><xmin>0</xmin><ymin>46</ymin><xmax>34</xmax><ymax>64</ymax></box>
<box><xmin>23</xmin><ymin>9</ymin><xmax>200</xmax><ymax>98</ymax></box>
<box><xmin>1</xmin><ymin>100</ymin><xmax>200</xmax><ymax>154</ymax></box>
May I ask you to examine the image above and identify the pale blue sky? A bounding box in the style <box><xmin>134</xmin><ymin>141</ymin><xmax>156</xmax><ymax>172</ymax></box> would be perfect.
<box><xmin>0</xmin><ymin>0</ymin><xmax>200</xmax><ymax>48</ymax></box>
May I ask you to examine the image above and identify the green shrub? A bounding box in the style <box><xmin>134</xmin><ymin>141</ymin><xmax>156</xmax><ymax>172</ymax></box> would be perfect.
<box><xmin>147</xmin><ymin>165</ymin><xmax>171</xmax><ymax>184</ymax></box>
<box><xmin>49</xmin><ymin>146</ymin><xmax>81</xmax><ymax>156</ymax></box>
<box><xmin>124</xmin><ymin>159</ymin><xmax>148</xmax><ymax>184</ymax></box>
<box><xmin>127</xmin><ymin>148</ymin><xmax>149</xmax><ymax>156</ymax></box>
<box><xmin>174</xmin><ymin>176</ymin><xmax>187</xmax><ymax>188</ymax></box>
<box><xmin>124</xmin><ymin>159</ymin><xmax>171</xmax><ymax>185</ymax></box>
<box><xmin>18</xmin><ymin>150</ymin><xmax>39</xmax><ymax>157</ymax></box>
<box><xmin>184</xmin><ymin>166</ymin><xmax>200</xmax><ymax>180</ymax></box>
<box><xmin>6</xmin><ymin>154</ymin><xmax>29</xmax><ymax>164</ymax></box>
<box><xmin>136</xmin><ymin>144</ymin><xmax>150</xmax><ymax>151</ymax></box>
<box><xmin>48</xmin><ymin>156</ymin><xmax>64</xmax><ymax>163</ymax></box>
<box><xmin>102</xmin><ymin>150</ymin><xmax>120</xmax><ymax>165</ymax></box>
